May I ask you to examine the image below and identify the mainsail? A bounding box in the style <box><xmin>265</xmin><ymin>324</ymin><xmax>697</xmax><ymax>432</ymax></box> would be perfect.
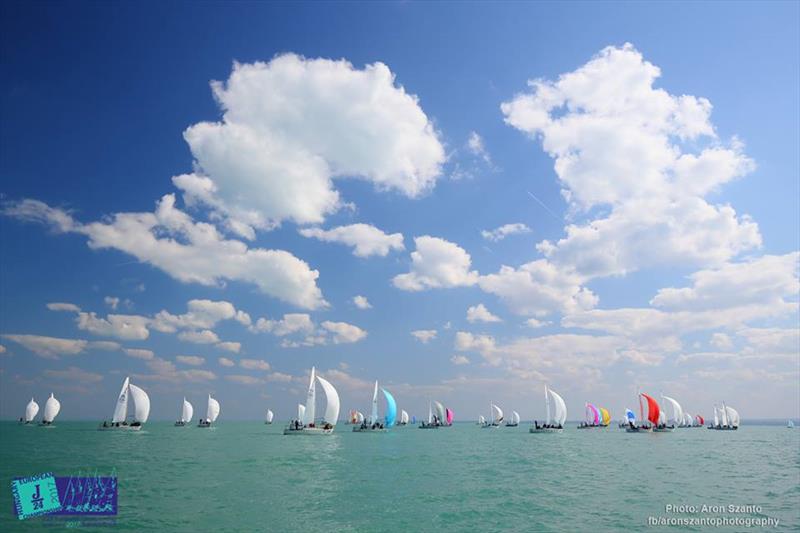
<box><xmin>298</xmin><ymin>403</ymin><xmax>306</xmax><ymax>422</ymax></box>
<box><xmin>112</xmin><ymin>377</ymin><xmax>130</xmax><ymax>423</ymax></box>
<box><xmin>43</xmin><ymin>393</ymin><xmax>61</xmax><ymax>423</ymax></box>
<box><xmin>316</xmin><ymin>375</ymin><xmax>340</xmax><ymax>425</ymax></box>
<box><xmin>207</xmin><ymin>394</ymin><xmax>220</xmax><ymax>422</ymax></box>
<box><xmin>128</xmin><ymin>384</ymin><xmax>150</xmax><ymax>423</ymax></box>
<box><xmin>370</xmin><ymin>381</ymin><xmax>379</xmax><ymax>423</ymax></box>
<box><xmin>724</xmin><ymin>406</ymin><xmax>740</xmax><ymax>428</ymax></box>
<box><xmin>25</xmin><ymin>398</ymin><xmax>39</xmax><ymax>422</ymax></box>
<box><xmin>434</xmin><ymin>401</ymin><xmax>446</xmax><ymax>424</ymax></box>
<box><xmin>382</xmin><ymin>388</ymin><xmax>397</xmax><ymax>427</ymax></box>
<box><xmin>491</xmin><ymin>403</ymin><xmax>503</xmax><ymax>423</ymax></box>
<box><xmin>303</xmin><ymin>367</ymin><xmax>317</xmax><ymax>425</ymax></box>
<box><xmin>181</xmin><ymin>398</ymin><xmax>194</xmax><ymax>424</ymax></box>
<box><xmin>549</xmin><ymin>389</ymin><xmax>567</xmax><ymax>426</ymax></box>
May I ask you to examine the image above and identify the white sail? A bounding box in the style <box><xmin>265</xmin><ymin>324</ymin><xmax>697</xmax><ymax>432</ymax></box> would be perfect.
<box><xmin>25</xmin><ymin>398</ymin><xmax>39</xmax><ymax>422</ymax></box>
<box><xmin>112</xmin><ymin>377</ymin><xmax>130</xmax><ymax>423</ymax></box>
<box><xmin>434</xmin><ymin>401</ymin><xmax>446</xmax><ymax>424</ymax></box>
<box><xmin>721</xmin><ymin>403</ymin><xmax>729</xmax><ymax>426</ymax></box>
<box><xmin>724</xmin><ymin>406</ymin><xmax>740</xmax><ymax>428</ymax></box>
<box><xmin>427</xmin><ymin>401</ymin><xmax>432</xmax><ymax>424</ymax></box>
<box><xmin>511</xmin><ymin>411</ymin><xmax>521</xmax><ymax>424</ymax></box>
<box><xmin>491</xmin><ymin>403</ymin><xmax>503</xmax><ymax>422</ymax></box>
<box><xmin>266</xmin><ymin>409</ymin><xmax>274</xmax><ymax>423</ymax></box>
<box><xmin>713</xmin><ymin>406</ymin><xmax>719</xmax><ymax>426</ymax></box>
<box><xmin>478</xmin><ymin>415</ymin><xmax>486</xmax><ymax>424</ymax></box>
<box><xmin>658</xmin><ymin>408</ymin><xmax>667</xmax><ymax>425</ymax></box>
<box><xmin>207</xmin><ymin>395</ymin><xmax>220</xmax><ymax>422</ymax></box>
<box><xmin>683</xmin><ymin>412</ymin><xmax>693</xmax><ymax>427</ymax></box>
<box><xmin>356</xmin><ymin>410</ymin><xmax>364</xmax><ymax>423</ymax></box>
<box><xmin>400</xmin><ymin>409</ymin><xmax>409</xmax><ymax>424</ymax></box>
<box><xmin>128</xmin><ymin>384</ymin><xmax>150</xmax><ymax>423</ymax></box>
<box><xmin>298</xmin><ymin>403</ymin><xmax>306</xmax><ymax>422</ymax></box>
<box><xmin>549</xmin><ymin>389</ymin><xmax>567</xmax><ymax>426</ymax></box>
<box><xmin>43</xmin><ymin>393</ymin><xmax>61</xmax><ymax>423</ymax></box>
<box><xmin>181</xmin><ymin>398</ymin><xmax>194</xmax><ymax>423</ymax></box>
<box><xmin>545</xmin><ymin>386</ymin><xmax>551</xmax><ymax>425</ymax></box>
<box><xmin>303</xmin><ymin>367</ymin><xmax>317</xmax><ymax>425</ymax></box>
<box><xmin>370</xmin><ymin>380</ymin><xmax>379</xmax><ymax>423</ymax></box>
<box><xmin>662</xmin><ymin>395</ymin><xmax>683</xmax><ymax>425</ymax></box>
<box><xmin>316</xmin><ymin>375</ymin><xmax>340</xmax><ymax>425</ymax></box>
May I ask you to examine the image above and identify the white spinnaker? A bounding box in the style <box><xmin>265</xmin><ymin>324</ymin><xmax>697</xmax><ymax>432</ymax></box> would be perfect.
<box><xmin>298</xmin><ymin>403</ymin><xmax>306</xmax><ymax>422</ymax></box>
<box><xmin>683</xmin><ymin>412</ymin><xmax>693</xmax><ymax>427</ymax></box>
<box><xmin>356</xmin><ymin>411</ymin><xmax>364</xmax><ymax>423</ymax></box>
<box><xmin>304</xmin><ymin>367</ymin><xmax>317</xmax><ymax>425</ymax></box>
<box><xmin>479</xmin><ymin>415</ymin><xmax>486</xmax><ymax>424</ymax></box>
<box><xmin>182</xmin><ymin>398</ymin><xmax>194</xmax><ymax>423</ymax></box>
<box><xmin>25</xmin><ymin>398</ymin><xmax>39</xmax><ymax>422</ymax></box>
<box><xmin>725</xmin><ymin>406</ymin><xmax>740</xmax><ymax>427</ymax></box>
<box><xmin>207</xmin><ymin>395</ymin><xmax>220</xmax><ymax>422</ymax></box>
<box><xmin>511</xmin><ymin>411</ymin><xmax>520</xmax><ymax>424</ymax></box>
<box><xmin>662</xmin><ymin>395</ymin><xmax>683</xmax><ymax>425</ymax></box>
<box><xmin>316</xmin><ymin>375</ymin><xmax>340</xmax><ymax>425</ymax></box>
<box><xmin>400</xmin><ymin>410</ymin><xmax>409</xmax><ymax>424</ymax></box>
<box><xmin>492</xmin><ymin>404</ymin><xmax>503</xmax><ymax>422</ymax></box>
<box><xmin>112</xmin><ymin>377</ymin><xmax>130</xmax><ymax>423</ymax></box>
<box><xmin>129</xmin><ymin>384</ymin><xmax>150</xmax><ymax>423</ymax></box>
<box><xmin>713</xmin><ymin>406</ymin><xmax>719</xmax><ymax>426</ymax></box>
<box><xmin>266</xmin><ymin>409</ymin><xmax>274</xmax><ymax>423</ymax></box>
<box><xmin>43</xmin><ymin>394</ymin><xmax>61</xmax><ymax>423</ymax></box>
<box><xmin>371</xmin><ymin>380</ymin><xmax>379</xmax><ymax>423</ymax></box>
<box><xmin>549</xmin><ymin>389</ymin><xmax>567</xmax><ymax>426</ymax></box>
<box><xmin>434</xmin><ymin>401</ymin><xmax>446</xmax><ymax>424</ymax></box>
<box><xmin>545</xmin><ymin>386</ymin><xmax>551</xmax><ymax>425</ymax></box>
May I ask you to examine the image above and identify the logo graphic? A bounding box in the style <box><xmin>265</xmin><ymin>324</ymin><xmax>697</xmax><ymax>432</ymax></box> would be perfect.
<box><xmin>12</xmin><ymin>471</ymin><xmax>117</xmax><ymax>520</ymax></box>
<box><xmin>11</xmin><ymin>472</ymin><xmax>62</xmax><ymax>520</ymax></box>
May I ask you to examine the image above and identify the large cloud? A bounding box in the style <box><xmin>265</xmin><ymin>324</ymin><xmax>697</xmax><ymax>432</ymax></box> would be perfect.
<box><xmin>299</xmin><ymin>223</ymin><xmax>404</xmax><ymax>258</ymax></box>
<box><xmin>393</xmin><ymin>236</ymin><xmax>479</xmax><ymax>291</ymax></box>
<box><xmin>177</xmin><ymin>54</ymin><xmax>446</xmax><ymax>232</ymax></box>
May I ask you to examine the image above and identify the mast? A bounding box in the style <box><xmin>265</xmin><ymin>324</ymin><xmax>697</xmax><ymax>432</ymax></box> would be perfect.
<box><xmin>545</xmin><ymin>385</ymin><xmax>551</xmax><ymax>426</ymax></box>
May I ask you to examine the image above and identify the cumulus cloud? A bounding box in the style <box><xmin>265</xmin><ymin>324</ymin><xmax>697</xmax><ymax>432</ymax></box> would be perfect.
<box><xmin>44</xmin><ymin>366</ymin><xmax>103</xmax><ymax>383</ymax></box>
<box><xmin>124</xmin><ymin>348</ymin><xmax>155</xmax><ymax>360</ymax></box>
<box><xmin>466</xmin><ymin>304</ymin><xmax>502</xmax><ymax>323</ymax></box>
<box><xmin>176</xmin><ymin>54</ymin><xmax>445</xmax><ymax>233</ymax></box>
<box><xmin>2</xmin><ymin>334</ymin><xmax>88</xmax><ymax>359</ymax></box>
<box><xmin>251</xmin><ymin>313</ymin><xmax>315</xmax><ymax>336</ymax></box>
<box><xmin>177</xmin><ymin>329</ymin><xmax>220</xmax><ymax>344</ymax></box>
<box><xmin>176</xmin><ymin>355</ymin><xmax>205</xmax><ymax>366</ymax></box>
<box><xmin>466</xmin><ymin>131</ymin><xmax>492</xmax><ymax>164</ymax></box>
<box><xmin>239</xmin><ymin>359</ymin><xmax>271</xmax><ymax>371</ymax></box>
<box><xmin>3</xmin><ymin>196</ymin><xmax>327</xmax><ymax>309</ymax></box>
<box><xmin>450</xmin><ymin>354</ymin><xmax>470</xmax><ymax>366</ymax></box>
<box><xmin>104</xmin><ymin>297</ymin><xmax>120</xmax><ymax>310</ymax></box>
<box><xmin>216</xmin><ymin>341</ymin><xmax>241</xmax><ymax>353</ymax></box>
<box><xmin>218</xmin><ymin>357</ymin><xmax>235</xmax><ymax>367</ymax></box>
<box><xmin>481</xmin><ymin>223</ymin><xmax>531</xmax><ymax>242</ymax></box>
<box><xmin>151</xmin><ymin>299</ymin><xmax>251</xmax><ymax>332</ymax></box>
<box><xmin>299</xmin><ymin>224</ymin><xmax>404</xmax><ymax>258</ymax></box>
<box><xmin>225</xmin><ymin>375</ymin><xmax>263</xmax><ymax>385</ymax></box>
<box><xmin>454</xmin><ymin>331</ymin><xmax>496</xmax><ymax>354</ymax></box>
<box><xmin>411</xmin><ymin>329</ymin><xmax>437</xmax><ymax>343</ymax></box>
<box><xmin>393</xmin><ymin>236</ymin><xmax>479</xmax><ymax>291</ymax></box>
<box><xmin>137</xmin><ymin>357</ymin><xmax>216</xmax><ymax>382</ymax></box>
<box><xmin>352</xmin><ymin>295</ymin><xmax>372</xmax><ymax>309</ymax></box>
<box><xmin>76</xmin><ymin>312</ymin><xmax>151</xmax><ymax>341</ymax></box>
<box><xmin>47</xmin><ymin>302</ymin><xmax>81</xmax><ymax>312</ymax></box>
<box><xmin>321</xmin><ymin>321</ymin><xmax>367</xmax><ymax>344</ymax></box>
<box><xmin>709</xmin><ymin>333</ymin><xmax>734</xmax><ymax>350</ymax></box>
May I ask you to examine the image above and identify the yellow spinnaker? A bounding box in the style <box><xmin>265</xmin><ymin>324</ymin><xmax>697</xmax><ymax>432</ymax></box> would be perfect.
<box><xmin>600</xmin><ymin>407</ymin><xmax>611</xmax><ymax>426</ymax></box>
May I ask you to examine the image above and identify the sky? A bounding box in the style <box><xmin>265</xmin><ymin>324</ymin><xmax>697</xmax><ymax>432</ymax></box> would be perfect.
<box><xmin>1</xmin><ymin>1</ymin><xmax>798</xmax><ymax>422</ymax></box>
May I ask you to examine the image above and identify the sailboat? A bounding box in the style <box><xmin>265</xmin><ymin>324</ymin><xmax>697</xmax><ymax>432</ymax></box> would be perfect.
<box><xmin>265</xmin><ymin>409</ymin><xmax>274</xmax><ymax>425</ymax></box>
<box><xmin>444</xmin><ymin>407</ymin><xmax>454</xmax><ymax>427</ymax></box>
<box><xmin>481</xmin><ymin>403</ymin><xmax>503</xmax><ymax>428</ymax></box>
<box><xmin>660</xmin><ymin>395</ymin><xmax>682</xmax><ymax>430</ymax></box>
<box><xmin>284</xmin><ymin>367</ymin><xmax>340</xmax><ymax>435</ymax></box>
<box><xmin>694</xmin><ymin>415</ymin><xmax>705</xmax><ymax>428</ymax></box>
<box><xmin>708</xmin><ymin>403</ymin><xmax>739</xmax><ymax>430</ymax></box>
<box><xmin>505</xmin><ymin>410</ymin><xmax>521</xmax><ymax>427</ymax></box>
<box><xmin>419</xmin><ymin>399</ymin><xmax>442</xmax><ymax>429</ymax></box>
<box><xmin>477</xmin><ymin>415</ymin><xmax>486</xmax><ymax>426</ymax></box>
<box><xmin>578</xmin><ymin>403</ymin><xmax>601</xmax><ymax>428</ymax></box>
<box><xmin>397</xmin><ymin>409</ymin><xmax>410</xmax><ymax>426</ymax></box>
<box><xmin>175</xmin><ymin>398</ymin><xmax>193</xmax><ymax>427</ymax></box>
<box><xmin>353</xmin><ymin>381</ymin><xmax>396</xmax><ymax>433</ymax></box>
<box><xmin>198</xmin><ymin>394</ymin><xmax>220</xmax><ymax>427</ymax></box>
<box><xmin>530</xmin><ymin>386</ymin><xmax>566</xmax><ymax>433</ymax></box>
<box><xmin>788</xmin><ymin>420</ymin><xmax>795</xmax><ymax>428</ymax></box>
<box><xmin>99</xmin><ymin>377</ymin><xmax>150</xmax><ymax>431</ymax></box>
<box><xmin>39</xmin><ymin>394</ymin><xmax>61</xmax><ymax>427</ymax></box>
<box><xmin>619</xmin><ymin>408</ymin><xmax>636</xmax><ymax>429</ymax></box>
<box><xmin>627</xmin><ymin>392</ymin><xmax>658</xmax><ymax>433</ymax></box>
<box><xmin>20</xmin><ymin>397</ymin><xmax>39</xmax><ymax>425</ymax></box>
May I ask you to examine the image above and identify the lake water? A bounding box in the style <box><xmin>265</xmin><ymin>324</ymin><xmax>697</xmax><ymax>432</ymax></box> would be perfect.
<box><xmin>1</xmin><ymin>421</ymin><xmax>798</xmax><ymax>531</ymax></box>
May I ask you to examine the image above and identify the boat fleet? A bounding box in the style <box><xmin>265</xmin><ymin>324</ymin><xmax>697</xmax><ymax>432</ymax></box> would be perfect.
<box><xmin>18</xmin><ymin>375</ymin><xmax>747</xmax><ymax>435</ymax></box>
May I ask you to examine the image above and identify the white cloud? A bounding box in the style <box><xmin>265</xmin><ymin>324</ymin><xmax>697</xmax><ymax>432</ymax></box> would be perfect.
<box><xmin>176</xmin><ymin>355</ymin><xmax>205</xmax><ymax>366</ymax></box>
<box><xmin>709</xmin><ymin>333</ymin><xmax>733</xmax><ymax>350</ymax></box>
<box><xmin>218</xmin><ymin>357</ymin><xmax>235</xmax><ymax>367</ymax></box>
<box><xmin>0</xmin><ymin>344</ymin><xmax>6</xmax><ymax>354</ymax></box>
<box><xmin>478</xmin><ymin>260</ymin><xmax>597</xmax><ymax>317</ymax></box>
<box><xmin>352</xmin><ymin>295</ymin><xmax>372</xmax><ymax>309</ymax></box>
<box><xmin>44</xmin><ymin>366</ymin><xmax>103</xmax><ymax>383</ymax></box>
<box><xmin>454</xmin><ymin>331</ymin><xmax>496</xmax><ymax>354</ymax></box>
<box><xmin>393</xmin><ymin>236</ymin><xmax>478</xmax><ymax>291</ymax></box>
<box><xmin>266</xmin><ymin>372</ymin><xmax>294</xmax><ymax>383</ymax></box>
<box><xmin>124</xmin><ymin>348</ymin><xmax>154</xmax><ymax>360</ymax></box>
<box><xmin>47</xmin><ymin>302</ymin><xmax>81</xmax><ymax>312</ymax></box>
<box><xmin>450</xmin><ymin>354</ymin><xmax>470</xmax><ymax>366</ymax></box>
<box><xmin>104</xmin><ymin>296</ymin><xmax>120</xmax><ymax>310</ymax></box>
<box><xmin>137</xmin><ymin>357</ymin><xmax>216</xmax><ymax>382</ymax></box>
<box><xmin>466</xmin><ymin>131</ymin><xmax>492</xmax><ymax>164</ymax></box>
<box><xmin>76</xmin><ymin>312</ymin><xmax>151</xmax><ymax>341</ymax></box>
<box><xmin>216</xmin><ymin>341</ymin><xmax>241</xmax><ymax>353</ymax></box>
<box><xmin>299</xmin><ymin>224</ymin><xmax>404</xmax><ymax>258</ymax></box>
<box><xmin>2</xmin><ymin>334</ymin><xmax>88</xmax><ymax>359</ymax></box>
<box><xmin>239</xmin><ymin>359</ymin><xmax>271</xmax><ymax>371</ymax></box>
<box><xmin>3</xmin><ymin>196</ymin><xmax>328</xmax><ymax>310</ymax></box>
<box><xmin>466</xmin><ymin>304</ymin><xmax>502</xmax><ymax>323</ymax></box>
<box><xmin>411</xmin><ymin>329</ymin><xmax>437</xmax><ymax>343</ymax></box>
<box><xmin>225</xmin><ymin>375</ymin><xmax>263</xmax><ymax>385</ymax></box>
<box><xmin>501</xmin><ymin>43</ymin><xmax>760</xmax><ymax>283</ymax></box>
<box><xmin>177</xmin><ymin>54</ymin><xmax>445</xmax><ymax>232</ymax></box>
<box><xmin>251</xmin><ymin>313</ymin><xmax>315</xmax><ymax>336</ymax></box>
<box><xmin>321</xmin><ymin>321</ymin><xmax>367</xmax><ymax>344</ymax></box>
<box><xmin>481</xmin><ymin>223</ymin><xmax>531</xmax><ymax>242</ymax></box>
<box><xmin>525</xmin><ymin>318</ymin><xmax>549</xmax><ymax>328</ymax></box>
<box><xmin>177</xmin><ymin>329</ymin><xmax>220</xmax><ymax>344</ymax></box>
<box><xmin>152</xmin><ymin>299</ymin><xmax>250</xmax><ymax>332</ymax></box>
<box><xmin>738</xmin><ymin>327</ymin><xmax>799</xmax><ymax>356</ymax></box>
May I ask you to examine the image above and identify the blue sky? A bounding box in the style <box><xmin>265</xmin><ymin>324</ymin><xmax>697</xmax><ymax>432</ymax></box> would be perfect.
<box><xmin>1</xmin><ymin>2</ymin><xmax>798</xmax><ymax>421</ymax></box>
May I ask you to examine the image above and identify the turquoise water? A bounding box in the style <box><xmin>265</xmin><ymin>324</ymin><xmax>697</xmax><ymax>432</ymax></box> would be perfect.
<box><xmin>1</xmin><ymin>422</ymin><xmax>798</xmax><ymax>531</ymax></box>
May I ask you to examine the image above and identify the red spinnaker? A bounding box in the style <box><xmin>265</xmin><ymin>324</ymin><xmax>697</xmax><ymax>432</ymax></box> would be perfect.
<box><xmin>640</xmin><ymin>393</ymin><xmax>660</xmax><ymax>425</ymax></box>
<box><xmin>696</xmin><ymin>415</ymin><xmax>704</xmax><ymax>425</ymax></box>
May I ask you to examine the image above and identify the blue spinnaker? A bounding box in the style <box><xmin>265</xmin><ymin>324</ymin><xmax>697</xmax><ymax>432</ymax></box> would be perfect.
<box><xmin>625</xmin><ymin>408</ymin><xmax>636</xmax><ymax>423</ymax></box>
<box><xmin>382</xmin><ymin>388</ymin><xmax>397</xmax><ymax>427</ymax></box>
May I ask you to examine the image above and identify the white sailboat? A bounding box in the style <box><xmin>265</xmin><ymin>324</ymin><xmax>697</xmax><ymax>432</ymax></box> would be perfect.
<box><xmin>419</xmin><ymin>399</ymin><xmax>439</xmax><ymax>429</ymax></box>
<box><xmin>100</xmin><ymin>376</ymin><xmax>150</xmax><ymax>430</ymax></box>
<box><xmin>175</xmin><ymin>398</ymin><xmax>193</xmax><ymax>427</ymax></box>
<box><xmin>39</xmin><ymin>393</ymin><xmax>61</xmax><ymax>427</ymax></box>
<box><xmin>265</xmin><ymin>409</ymin><xmax>274</xmax><ymax>425</ymax></box>
<box><xmin>482</xmin><ymin>402</ymin><xmax>503</xmax><ymax>428</ymax></box>
<box><xmin>530</xmin><ymin>386</ymin><xmax>567</xmax><ymax>433</ymax></box>
<box><xmin>477</xmin><ymin>415</ymin><xmax>486</xmax><ymax>426</ymax></box>
<box><xmin>198</xmin><ymin>394</ymin><xmax>220</xmax><ymax>427</ymax></box>
<box><xmin>505</xmin><ymin>410</ymin><xmax>521</xmax><ymax>427</ymax></box>
<box><xmin>284</xmin><ymin>366</ymin><xmax>340</xmax><ymax>435</ymax></box>
<box><xmin>660</xmin><ymin>395</ymin><xmax>682</xmax><ymax>429</ymax></box>
<box><xmin>353</xmin><ymin>380</ymin><xmax>396</xmax><ymax>433</ymax></box>
<box><xmin>20</xmin><ymin>397</ymin><xmax>39</xmax><ymax>424</ymax></box>
<box><xmin>788</xmin><ymin>420</ymin><xmax>795</xmax><ymax>429</ymax></box>
<box><xmin>398</xmin><ymin>409</ymin><xmax>410</xmax><ymax>426</ymax></box>
<box><xmin>708</xmin><ymin>402</ymin><xmax>739</xmax><ymax>430</ymax></box>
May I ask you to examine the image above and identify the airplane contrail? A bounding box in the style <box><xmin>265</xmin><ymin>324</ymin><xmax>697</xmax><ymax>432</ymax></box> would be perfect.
<box><xmin>526</xmin><ymin>190</ymin><xmax>561</xmax><ymax>220</ymax></box>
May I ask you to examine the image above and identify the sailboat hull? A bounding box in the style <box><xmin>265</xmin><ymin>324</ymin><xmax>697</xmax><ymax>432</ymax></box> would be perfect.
<box><xmin>352</xmin><ymin>427</ymin><xmax>387</xmax><ymax>433</ymax></box>
<box><xmin>529</xmin><ymin>427</ymin><xmax>563</xmax><ymax>433</ymax></box>
<box><xmin>283</xmin><ymin>426</ymin><xmax>334</xmax><ymax>435</ymax></box>
<box><xmin>98</xmin><ymin>424</ymin><xmax>142</xmax><ymax>431</ymax></box>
